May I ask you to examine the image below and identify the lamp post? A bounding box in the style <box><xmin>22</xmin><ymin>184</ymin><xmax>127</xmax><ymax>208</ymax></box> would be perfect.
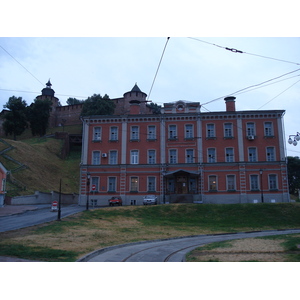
<box><xmin>260</xmin><ymin>169</ymin><xmax>264</xmax><ymax>203</ymax></box>
<box><xmin>86</xmin><ymin>172</ymin><xmax>90</xmax><ymax>211</ymax></box>
<box><xmin>288</xmin><ymin>132</ymin><xmax>300</xmax><ymax>146</ymax></box>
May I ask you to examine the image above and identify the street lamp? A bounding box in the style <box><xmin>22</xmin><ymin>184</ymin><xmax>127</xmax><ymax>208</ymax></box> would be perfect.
<box><xmin>288</xmin><ymin>132</ymin><xmax>300</xmax><ymax>146</ymax></box>
<box><xmin>86</xmin><ymin>172</ymin><xmax>90</xmax><ymax>210</ymax></box>
<box><xmin>260</xmin><ymin>169</ymin><xmax>264</xmax><ymax>203</ymax></box>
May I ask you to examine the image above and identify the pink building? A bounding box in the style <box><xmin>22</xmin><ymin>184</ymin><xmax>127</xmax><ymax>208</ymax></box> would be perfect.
<box><xmin>79</xmin><ymin>85</ymin><xmax>289</xmax><ymax>206</ymax></box>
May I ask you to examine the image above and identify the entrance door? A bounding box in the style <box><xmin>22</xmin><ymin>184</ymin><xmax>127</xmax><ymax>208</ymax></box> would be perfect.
<box><xmin>176</xmin><ymin>176</ymin><xmax>188</xmax><ymax>194</ymax></box>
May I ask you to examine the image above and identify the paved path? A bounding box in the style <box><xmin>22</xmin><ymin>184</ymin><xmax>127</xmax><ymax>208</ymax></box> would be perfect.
<box><xmin>78</xmin><ymin>228</ymin><xmax>300</xmax><ymax>262</ymax></box>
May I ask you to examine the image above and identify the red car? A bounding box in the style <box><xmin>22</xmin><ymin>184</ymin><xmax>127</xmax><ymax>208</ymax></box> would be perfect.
<box><xmin>108</xmin><ymin>196</ymin><xmax>122</xmax><ymax>206</ymax></box>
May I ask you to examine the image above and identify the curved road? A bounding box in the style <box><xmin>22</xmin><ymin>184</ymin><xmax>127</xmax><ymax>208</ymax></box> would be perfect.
<box><xmin>79</xmin><ymin>229</ymin><xmax>300</xmax><ymax>262</ymax></box>
<box><xmin>0</xmin><ymin>205</ymin><xmax>85</xmax><ymax>232</ymax></box>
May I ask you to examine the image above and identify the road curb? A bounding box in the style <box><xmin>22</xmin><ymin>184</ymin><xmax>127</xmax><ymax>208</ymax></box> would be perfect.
<box><xmin>77</xmin><ymin>228</ymin><xmax>300</xmax><ymax>262</ymax></box>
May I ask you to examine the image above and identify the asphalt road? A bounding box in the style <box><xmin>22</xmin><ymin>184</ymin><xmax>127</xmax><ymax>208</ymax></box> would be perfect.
<box><xmin>0</xmin><ymin>205</ymin><xmax>85</xmax><ymax>232</ymax></box>
<box><xmin>79</xmin><ymin>228</ymin><xmax>300</xmax><ymax>262</ymax></box>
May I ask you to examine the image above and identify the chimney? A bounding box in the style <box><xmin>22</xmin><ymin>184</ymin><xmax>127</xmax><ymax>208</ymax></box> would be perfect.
<box><xmin>129</xmin><ymin>100</ymin><xmax>141</xmax><ymax>114</ymax></box>
<box><xmin>224</xmin><ymin>96</ymin><xmax>236</xmax><ymax>112</ymax></box>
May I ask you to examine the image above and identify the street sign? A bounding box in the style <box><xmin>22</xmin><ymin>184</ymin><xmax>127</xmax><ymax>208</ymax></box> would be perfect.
<box><xmin>51</xmin><ymin>201</ymin><xmax>58</xmax><ymax>211</ymax></box>
<box><xmin>92</xmin><ymin>184</ymin><xmax>96</xmax><ymax>191</ymax></box>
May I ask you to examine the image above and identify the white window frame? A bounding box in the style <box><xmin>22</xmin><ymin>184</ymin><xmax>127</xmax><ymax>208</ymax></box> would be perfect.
<box><xmin>248</xmin><ymin>147</ymin><xmax>257</xmax><ymax>162</ymax></box>
<box><xmin>130</xmin><ymin>150</ymin><xmax>139</xmax><ymax>164</ymax></box>
<box><xmin>208</xmin><ymin>148</ymin><xmax>216</xmax><ymax>163</ymax></box>
<box><xmin>207</xmin><ymin>124</ymin><xmax>215</xmax><ymax>138</ymax></box>
<box><xmin>131</xmin><ymin>126</ymin><xmax>139</xmax><ymax>140</ymax></box>
<box><xmin>92</xmin><ymin>151</ymin><xmax>100</xmax><ymax>165</ymax></box>
<box><xmin>130</xmin><ymin>177</ymin><xmax>139</xmax><ymax>192</ymax></box>
<box><xmin>108</xmin><ymin>177</ymin><xmax>116</xmax><ymax>192</ymax></box>
<box><xmin>186</xmin><ymin>149</ymin><xmax>194</xmax><ymax>163</ymax></box>
<box><xmin>147</xmin><ymin>176</ymin><xmax>156</xmax><ymax>192</ymax></box>
<box><xmin>225</xmin><ymin>148</ymin><xmax>234</xmax><ymax>162</ymax></box>
<box><xmin>110</xmin><ymin>126</ymin><xmax>118</xmax><ymax>141</ymax></box>
<box><xmin>226</xmin><ymin>175</ymin><xmax>236</xmax><ymax>191</ymax></box>
<box><xmin>93</xmin><ymin>127</ymin><xmax>101</xmax><ymax>141</ymax></box>
<box><xmin>185</xmin><ymin>124</ymin><xmax>194</xmax><ymax>139</ymax></box>
<box><xmin>148</xmin><ymin>149</ymin><xmax>156</xmax><ymax>164</ymax></box>
<box><xmin>109</xmin><ymin>150</ymin><xmax>118</xmax><ymax>164</ymax></box>
<box><xmin>169</xmin><ymin>125</ymin><xmax>177</xmax><ymax>139</ymax></box>
<box><xmin>169</xmin><ymin>149</ymin><xmax>177</xmax><ymax>164</ymax></box>
<box><xmin>147</xmin><ymin>125</ymin><xmax>156</xmax><ymax>140</ymax></box>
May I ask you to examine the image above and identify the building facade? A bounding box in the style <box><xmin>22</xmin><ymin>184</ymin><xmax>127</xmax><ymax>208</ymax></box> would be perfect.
<box><xmin>79</xmin><ymin>85</ymin><xmax>290</xmax><ymax>206</ymax></box>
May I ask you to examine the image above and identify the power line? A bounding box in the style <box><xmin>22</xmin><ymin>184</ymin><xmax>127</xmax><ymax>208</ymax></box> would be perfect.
<box><xmin>201</xmin><ymin>67</ymin><xmax>300</xmax><ymax>106</ymax></box>
<box><xmin>188</xmin><ymin>37</ymin><xmax>300</xmax><ymax>66</ymax></box>
<box><xmin>0</xmin><ymin>44</ymin><xmax>44</xmax><ymax>86</ymax></box>
<box><xmin>258</xmin><ymin>78</ymin><xmax>300</xmax><ymax>109</ymax></box>
<box><xmin>147</xmin><ymin>37</ymin><xmax>170</xmax><ymax>101</ymax></box>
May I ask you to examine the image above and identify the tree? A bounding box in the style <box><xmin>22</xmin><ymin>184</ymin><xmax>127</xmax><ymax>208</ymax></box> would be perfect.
<box><xmin>66</xmin><ymin>97</ymin><xmax>84</xmax><ymax>105</ymax></box>
<box><xmin>27</xmin><ymin>98</ymin><xmax>52</xmax><ymax>137</ymax></box>
<box><xmin>81</xmin><ymin>94</ymin><xmax>115</xmax><ymax>116</ymax></box>
<box><xmin>2</xmin><ymin>96</ymin><xmax>28</xmax><ymax>140</ymax></box>
<box><xmin>147</xmin><ymin>102</ymin><xmax>161</xmax><ymax>114</ymax></box>
<box><xmin>287</xmin><ymin>156</ymin><xmax>300</xmax><ymax>195</ymax></box>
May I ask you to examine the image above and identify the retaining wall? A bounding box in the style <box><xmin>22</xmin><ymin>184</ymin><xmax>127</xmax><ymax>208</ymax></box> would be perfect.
<box><xmin>10</xmin><ymin>191</ymin><xmax>78</xmax><ymax>205</ymax></box>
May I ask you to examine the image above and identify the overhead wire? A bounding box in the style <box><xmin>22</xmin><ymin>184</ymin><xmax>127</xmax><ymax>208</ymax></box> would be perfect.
<box><xmin>0</xmin><ymin>44</ymin><xmax>44</xmax><ymax>86</ymax></box>
<box><xmin>147</xmin><ymin>37</ymin><xmax>170</xmax><ymax>101</ymax></box>
<box><xmin>201</xmin><ymin>67</ymin><xmax>300</xmax><ymax>106</ymax></box>
<box><xmin>188</xmin><ymin>37</ymin><xmax>300</xmax><ymax>66</ymax></box>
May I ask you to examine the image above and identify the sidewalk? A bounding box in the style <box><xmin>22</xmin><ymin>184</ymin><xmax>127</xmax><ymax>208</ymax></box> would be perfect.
<box><xmin>0</xmin><ymin>205</ymin><xmax>49</xmax><ymax>217</ymax></box>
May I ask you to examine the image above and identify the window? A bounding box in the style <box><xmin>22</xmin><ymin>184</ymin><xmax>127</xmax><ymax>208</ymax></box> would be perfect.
<box><xmin>207</xmin><ymin>124</ymin><xmax>215</xmax><ymax>138</ymax></box>
<box><xmin>110</xmin><ymin>127</ymin><xmax>118</xmax><ymax>141</ymax></box>
<box><xmin>225</xmin><ymin>148</ymin><xmax>234</xmax><ymax>162</ymax></box>
<box><xmin>147</xmin><ymin>177</ymin><xmax>156</xmax><ymax>192</ymax></box>
<box><xmin>224</xmin><ymin>123</ymin><xmax>233</xmax><ymax>138</ymax></box>
<box><xmin>108</xmin><ymin>177</ymin><xmax>116</xmax><ymax>192</ymax></box>
<box><xmin>264</xmin><ymin>122</ymin><xmax>273</xmax><ymax>136</ymax></box>
<box><xmin>92</xmin><ymin>151</ymin><xmax>100</xmax><ymax>165</ymax></box>
<box><xmin>169</xmin><ymin>125</ymin><xmax>177</xmax><ymax>139</ymax></box>
<box><xmin>130</xmin><ymin>177</ymin><xmax>138</xmax><ymax>192</ymax></box>
<box><xmin>93</xmin><ymin>127</ymin><xmax>101</xmax><ymax>141</ymax></box>
<box><xmin>266</xmin><ymin>147</ymin><xmax>275</xmax><ymax>161</ymax></box>
<box><xmin>109</xmin><ymin>150</ymin><xmax>117</xmax><ymax>164</ymax></box>
<box><xmin>209</xmin><ymin>175</ymin><xmax>217</xmax><ymax>191</ymax></box>
<box><xmin>246</xmin><ymin>122</ymin><xmax>255</xmax><ymax>136</ymax></box>
<box><xmin>131</xmin><ymin>126</ymin><xmax>139</xmax><ymax>140</ymax></box>
<box><xmin>269</xmin><ymin>174</ymin><xmax>278</xmax><ymax>190</ymax></box>
<box><xmin>148</xmin><ymin>150</ymin><xmax>156</xmax><ymax>164</ymax></box>
<box><xmin>169</xmin><ymin>149</ymin><xmax>177</xmax><ymax>164</ymax></box>
<box><xmin>248</xmin><ymin>147</ymin><xmax>257</xmax><ymax>162</ymax></box>
<box><xmin>226</xmin><ymin>175</ymin><xmax>236</xmax><ymax>191</ymax></box>
<box><xmin>147</xmin><ymin>125</ymin><xmax>156</xmax><ymax>140</ymax></box>
<box><xmin>186</xmin><ymin>149</ymin><xmax>194</xmax><ymax>163</ymax></box>
<box><xmin>130</xmin><ymin>150</ymin><xmax>138</xmax><ymax>164</ymax></box>
<box><xmin>185</xmin><ymin>124</ymin><xmax>194</xmax><ymax>139</ymax></box>
<box><xmin>208</xmin><ymin>148</ymin><xmax>216</xmax><ymax>163</ymax></box>
<box><xmin>91</xmin><ymin>177</ymin><xmax>99</xmax><ymax>192</ymax></box>
<box><xmin>250</xmin><ymin>175</ymin><xmax>259</xmax><ymax>190</ymax></box>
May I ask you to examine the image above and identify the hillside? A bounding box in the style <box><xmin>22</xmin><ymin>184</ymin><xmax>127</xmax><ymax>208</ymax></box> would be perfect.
<box><xmin>0</xmin><ymin>137</ymin><xmax>81</xmax><ymax>197</ymax></box>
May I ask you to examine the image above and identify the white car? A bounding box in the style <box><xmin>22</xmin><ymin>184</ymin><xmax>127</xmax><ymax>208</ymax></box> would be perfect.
<box><xmin>143</xmin><ymin>195</ymin><xmax>157</xmax><ymax>205</ymax></box>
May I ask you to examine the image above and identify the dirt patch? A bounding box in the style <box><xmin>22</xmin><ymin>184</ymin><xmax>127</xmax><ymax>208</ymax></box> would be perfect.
<box><xmin>188</xmin><ymin>238</ymin><xmax>287</xmax><ymax>262</ymax></box>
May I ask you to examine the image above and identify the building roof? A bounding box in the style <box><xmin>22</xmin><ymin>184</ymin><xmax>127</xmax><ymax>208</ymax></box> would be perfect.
<box><xmin>131</xmin><ymin>83</ymin><xmax>142</xmax><ymax>93</ymax></box>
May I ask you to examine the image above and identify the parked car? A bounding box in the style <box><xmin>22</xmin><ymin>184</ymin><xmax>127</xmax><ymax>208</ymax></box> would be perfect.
<box><xmin>143</xmin><ymin>195</ymin><xmax>157</xmax><ymax>205</ymax></box>
<box><xmin>108</xmin><ymin>196</ymin><xmax>122</xmax><ymax>206</ymax></box>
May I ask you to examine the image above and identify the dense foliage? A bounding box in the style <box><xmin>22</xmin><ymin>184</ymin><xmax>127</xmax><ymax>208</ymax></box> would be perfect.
<box><xmin>287</xmin><ymin>156</ymin><xmax>300</xmax><ymax>196</ymax></box>
<box><xmin>81</xmin><ymin>94</ymin><xmax>115</xmax><ymax>116</ymax></box>
<box><xmin>2</xmin><ymin>96</ymin><xmax>28</xmax><ymax>140</ymax></box>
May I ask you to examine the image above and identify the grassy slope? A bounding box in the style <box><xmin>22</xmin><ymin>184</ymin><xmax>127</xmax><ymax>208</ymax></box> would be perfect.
<box><xmin>0</xmin><ymin>137</ymin><xmax>81</xmax><ymax>196</ymax></box>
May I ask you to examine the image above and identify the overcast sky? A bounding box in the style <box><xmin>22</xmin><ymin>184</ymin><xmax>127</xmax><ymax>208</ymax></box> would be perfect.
<box><xmin>1</xmin><ymin>37</ymin><xmax>299</xmax><ymax>156</ymax></box>
<box><xmin>1</xmin><ymin>2</ymin><xmax>300</xmax><ymax>157</ymax></box>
